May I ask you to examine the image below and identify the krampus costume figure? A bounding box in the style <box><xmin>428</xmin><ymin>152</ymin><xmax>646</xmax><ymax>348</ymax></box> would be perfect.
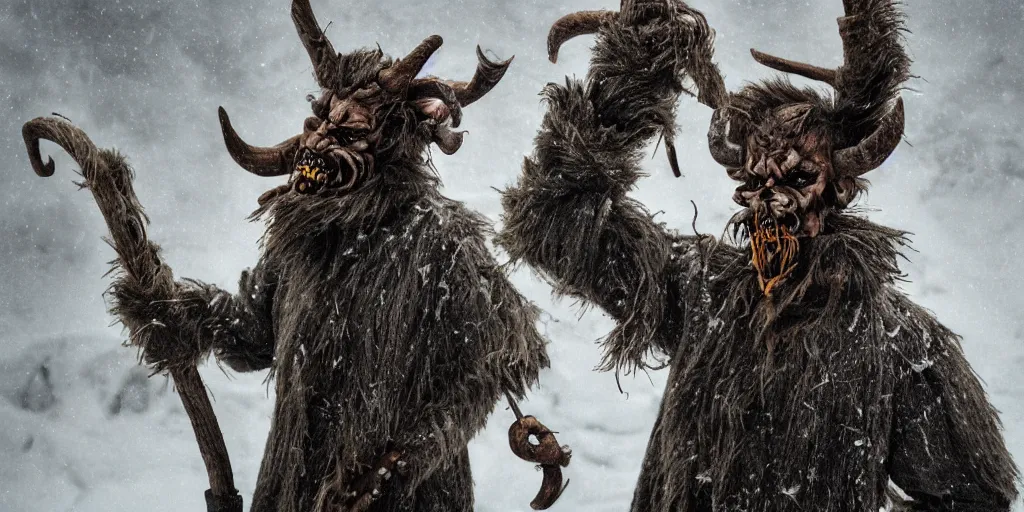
<box><xmin>63</xmin><ymin>1</ymin><xmax>548</xmax><ymax>511</ymax></box>
<box><xmin>499</xmin><ymin>0</ymin><xmax>1019</xmax><ymax>510</ymax></box>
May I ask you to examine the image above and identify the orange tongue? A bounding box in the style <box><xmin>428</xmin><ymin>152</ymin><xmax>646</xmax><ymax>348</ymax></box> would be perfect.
<box><xmin>750</xmin><ymin>211</ymin><xmax>799</xmax><ymax>297</ymax></box>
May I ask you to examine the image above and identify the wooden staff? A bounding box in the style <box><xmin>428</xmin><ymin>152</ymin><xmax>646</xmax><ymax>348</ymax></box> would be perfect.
<box><xmin>23</xmin><ymin>116</ymin><xmax>242</xmax><ymax>512</ymax></box>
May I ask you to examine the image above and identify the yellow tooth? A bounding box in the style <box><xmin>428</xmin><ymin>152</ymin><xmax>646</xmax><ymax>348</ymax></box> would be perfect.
<box><xmin>297</xmin><ymin>165</ymin><xmax>322</xmax><ymax>180</ymax></box>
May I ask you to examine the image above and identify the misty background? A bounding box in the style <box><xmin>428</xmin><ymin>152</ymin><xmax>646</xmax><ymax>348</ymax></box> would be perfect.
<box><xmin>1</xmin><ymin>0</ymin><xmax>1022</xmax><ymax>510</ymax></box>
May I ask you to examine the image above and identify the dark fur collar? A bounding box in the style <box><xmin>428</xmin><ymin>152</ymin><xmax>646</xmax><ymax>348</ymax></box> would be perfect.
<box><xmin>252</xmin><ymin>160</ymin><xmax>441</xmax><ymax>259</ymax></box>
<box><xmin>711</xmin><ymin>212</ymin><xmax>912</xmax><ymax>340</ymax></box>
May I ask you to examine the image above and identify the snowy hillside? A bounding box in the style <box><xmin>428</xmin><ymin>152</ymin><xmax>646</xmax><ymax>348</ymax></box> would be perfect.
<box><xmin>1</xmin><ymin>0</ymin><xmax>1021</xmax><ymax>511</ymax></box>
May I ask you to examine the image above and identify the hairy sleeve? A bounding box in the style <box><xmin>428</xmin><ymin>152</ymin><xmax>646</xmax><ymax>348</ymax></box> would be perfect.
<box><xmin>834</xmin><ymin>0</ymin><xmax>912</xmax><ymax>140</ymax></box>
<box><xmin>888</xmin><ymin>324</ymin><xmax>1019</xmax><ymax>511</ymax></box>
<box><xmin>110</xmin><ymin>256</ymin><xmax>278</xmax><ymax>373</ymax></box>
<box><xmin>497</xmin><ymin>10</ymin><xmax>720</xmax><ymax>373</ymax></box>
<box><xmin>205</xmin><ymin>257</ymin><xmax>279</xmax><ymax>372</ymax></box>
<box><xmin>397</xmin><ymin>213</ymin><xmax>549</xmax><ymax>491</ymax></box>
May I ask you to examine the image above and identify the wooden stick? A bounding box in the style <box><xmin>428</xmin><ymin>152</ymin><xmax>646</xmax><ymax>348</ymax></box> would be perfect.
<box><xmin>24</xmin><ymin>116</ymin><xmax>241</xmax><ymax>512</ymax></box>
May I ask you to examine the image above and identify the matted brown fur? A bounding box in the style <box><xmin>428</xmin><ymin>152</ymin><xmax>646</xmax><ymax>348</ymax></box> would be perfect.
<box><xmin>112</xmin><ymin>47</ymin><xmax>549</xmax><ymax>512</ymax></box>
<box><xmin>498</xmin><ymin>1</ymin><xmax>1019</xmax><ymax>510</ymax></box>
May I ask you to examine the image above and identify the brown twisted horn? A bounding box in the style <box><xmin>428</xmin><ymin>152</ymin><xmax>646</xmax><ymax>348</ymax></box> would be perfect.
<box><xmin>748</xmin><ymin>1</ymin><xmax>842</xmax><ymax>88</ymax></box>
<box><xmin>750</xmin><ymin>48</ymin><xmax>837</xmax><ymax>86</ymax></box>
<box><xmin>378</xmin><ymin>35</ymin><xmax>443</xmax><ymax>94</ymax></box>
<box><xmin>23</xmin><ymin>117</ymin><xmax>102</xmax><ymax>178</ymax></box>
<box><xmin>708</xmin><ymin>108</ymin><xmax>745</xmax><ymax>169</ymax></box>
<box><xmin>218</xmin><ymin>107</ymin><xmax>300</xmax><ymax>177</ymax></box>
<box><xmin>408</xmin><ymin>45</ymin><xmax>512</xmax><ymax>126</ymax></box>
<box><xmin>748</xmin><ymin>1</ymin><xmax>908</xmax><ymax>179</ymax></box>
<box><xmin>749</xmin><ymin>1</ymin><xmax>888</xmax><ymax>90</ymax></box>
<box><xmin>291</xmin><ymin>0</ymin><xmax>339</xmax><ymax>88</ymax></box>
<box><xmin>547</xmin><ymin>10</ymin><xmax>615</xmax><ymax>64</ymax></box>
<box><xmin>546</xmin><ymin>0</ymin><xmax>670</xmax><ymax>65</ymax></box>
<box><xmin>834</xmin><ymin>97</ymin><xmax>905</xmax><ymax>177</ymax></box>
<box><xmin>446</xmin><ymin>46</ymin><xmax>513</xmax><ymax>107</ymax></box>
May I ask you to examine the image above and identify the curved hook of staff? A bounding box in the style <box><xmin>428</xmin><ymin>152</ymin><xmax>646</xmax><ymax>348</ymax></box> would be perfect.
<box><xmin>506</xmin><ymin>391</ymin><xmax>572</xmax><ymax>510</ymax></box>
<box><xmin>23</xmin><ymin>115</ymin><xmax>243</xmax><ymax>512</ymax></box>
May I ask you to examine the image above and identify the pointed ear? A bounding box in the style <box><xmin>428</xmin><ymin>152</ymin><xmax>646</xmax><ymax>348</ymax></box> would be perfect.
<box><xmin>833</xmin><ymin>176</ymin><xmax>863</xmax><ymax>208</ymax></box>
<box><xmin>408</xmin><ymin>80</ymin><xmax>463</xmax><ymax>127</ymax></box>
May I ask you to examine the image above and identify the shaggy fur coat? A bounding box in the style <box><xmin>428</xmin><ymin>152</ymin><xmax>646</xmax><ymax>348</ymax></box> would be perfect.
<box><xmin>115</xmin><ymin>132</ymin><xmax>548</xmax><ymax>510</ymax></box>
<box><xmin>497</xmin><ymin>12</ymin><xmax>1019</xmax><ymax>512</ymax></box>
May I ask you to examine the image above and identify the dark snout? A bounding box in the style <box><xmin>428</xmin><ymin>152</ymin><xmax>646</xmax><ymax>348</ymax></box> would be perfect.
<box><xmin>738</xmin><ymin>186</ymin><xmax>802</xmax><ymax>234</ymax></box>
<box><xmin>291</xmin><ymin>118</ymin><xmax>370</xmax><ymax>194</ymax></box>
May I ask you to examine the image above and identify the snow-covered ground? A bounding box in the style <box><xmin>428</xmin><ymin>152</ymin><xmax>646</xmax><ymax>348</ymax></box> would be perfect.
<box><xmin>1</xmin><ymin>1</ymin><xmax>1021</xmax><ymax>510</ymax></box>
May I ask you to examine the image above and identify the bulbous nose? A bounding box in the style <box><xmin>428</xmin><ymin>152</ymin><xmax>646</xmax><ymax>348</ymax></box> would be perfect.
<box><xmin>300</xmin><ymin>117</ymin><xmax>337</xmax><ymax>154</ymax></box>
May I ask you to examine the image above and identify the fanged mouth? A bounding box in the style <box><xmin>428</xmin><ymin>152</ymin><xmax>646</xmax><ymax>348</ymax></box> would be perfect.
<box><xmin>756</xmin><ymin>212</ymin><xmax>801</xmax><ymax>234</ymax></box>
<box><xmin>293</xmin><ymin>150</ymin><xmax>334</xmax><ymax>194</ymax></box>
<box><xmin>749</xmin><ymin>211</ymin><xmax>800</xmax><ymax>297</ymax></box>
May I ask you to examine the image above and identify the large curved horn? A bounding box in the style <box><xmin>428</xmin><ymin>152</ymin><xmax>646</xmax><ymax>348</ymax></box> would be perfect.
<box><xmin>23</xmin><ymin>117</ymin><xmax>103</xmax><ymax>178</ymax></box>
<box><xmin>408</xmin><ymin>46</ymin><xmax>513</xmax><ymax>115</ymax></box>
<box><xmin>749</xmin><ymin>49</ymin><xmax>837</xmax><ymax>86</ymax></box>
<box><xmin>833</xmin><ymin>97</ymin><xmax>905</xmax><ymax>177</ymax></box>
<box><xmin>291</xmin><ymin>0</ymin><xmax>339</xmax><ymax>87</ymax></box>
<box><xmin>547</xmin><ymin>10</ymin><xmax>615</xmax><ymax>64</ymax></box>
<box><xmin>378</xmin><ymin>35</ymin><xmax>443</xmax><ymax>95</ymax></box>
<box><xmin>218</xmin><ymin>107</ymin><xmax>300</xmax><ymax>177</ymax></box>
<box><xmin>707</xmin><ymin>108</ymin><xmax>745</xmax><ymax>169</ymax></box>
<box><xmin>750</xmin><ymin>1</ymin><xmax>908</xmax><ymax>99</ymax></box>
<box><xmin>447</xmin><ymin>46</ymin><xmax>513</xmax><ymax>107</ymax></box>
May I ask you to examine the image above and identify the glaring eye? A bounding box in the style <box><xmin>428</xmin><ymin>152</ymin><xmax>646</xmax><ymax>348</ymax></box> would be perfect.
<box><xmin>331</xmin><ymin>128</ymin><xmax>370</xmax><ymax>146</ymax></box>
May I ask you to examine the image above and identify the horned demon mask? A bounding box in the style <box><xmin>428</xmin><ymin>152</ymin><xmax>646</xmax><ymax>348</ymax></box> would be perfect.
<box><xmin>707</xmin><ymin>1</ymin><xmax>907</xmax><ymax>295</ymax></box>
<box><xmin>218</xmin><ymin>0</ymin><xmax>510</xmax><ymax>202</ymax></box>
